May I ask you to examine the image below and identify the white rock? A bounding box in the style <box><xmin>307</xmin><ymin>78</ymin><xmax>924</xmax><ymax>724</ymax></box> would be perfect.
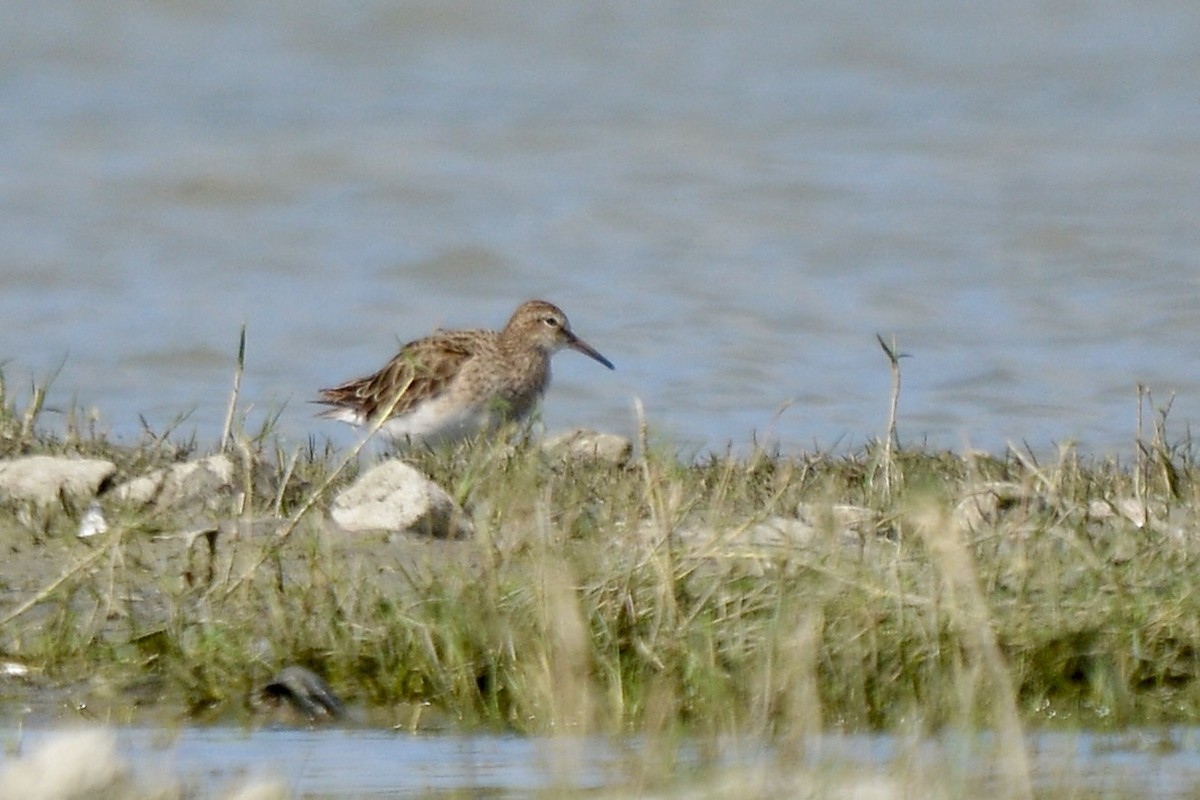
<box><xmin>0</xmin><ymin>661</ymin><xmax>30</xmax><ymax>678</ymax></box>
<box><xmin>743</xmin><ymin>517</ymin><xmax>821</xmax><ymax>547</ymax></box>
<box><xmin>1088</xmin><ymin>497</ymin><xmax>1161</xmax><ymax>529</ymax></box>
<box><xmin>542</xmin><ymin>429</ymin><xmax>632</xmax><ymax>466</ymax></box>
<box><xmin>0</xmin><ymin>456</ymin><xmax>116</xmax><ymax>505</ymax></box>
<box><xmin>671</xmin><ymin>515</ymin><xmax>848</xmax><ymax>550</ymax></box>
<box><xmin>954</xmin><ymin>481</ymin><xmax>1032</xmax><ymax>529</ymax></box>
<box><xmin>114</xmin><ymin>454</ymin><xmax>235</xmax><ymax>509</ymax></box>
<box><xmin>331</xmin><ymin>460</ymin><xmax>471</xmax><ymax>538</ymax></box>
<box><xmin>76</xmin><ymin>501</ymin><xmax>108</xmax><ymax>538</ymax></box>
<box><xmin>796</xmin><ymin>502</ymin><xmax>878</xmax><ymax>537</ymax></box>
<box><xmin>1115</xmin><ymin>497</ymin><xmax>1152</xmax><ymax>528</ymax></box>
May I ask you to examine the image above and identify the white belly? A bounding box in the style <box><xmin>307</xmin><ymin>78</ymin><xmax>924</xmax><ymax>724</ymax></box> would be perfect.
<box><xmin>325</xmin><ymin>395</ymin><xmax>498</xmax><ymax>447</ymax></box>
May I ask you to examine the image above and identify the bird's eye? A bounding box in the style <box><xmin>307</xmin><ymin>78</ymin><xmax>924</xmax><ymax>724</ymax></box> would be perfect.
<box><xmin>543</xmin><ymin>316</ymin><xmax>560</xmax><ymax>328</ymax></box>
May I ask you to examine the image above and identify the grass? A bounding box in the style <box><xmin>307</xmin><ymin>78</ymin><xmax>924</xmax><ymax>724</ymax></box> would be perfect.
<box><xmin>2</xmin><ymin>358</ymin><xmax>1200</xmax><ymax>796</ymax></box>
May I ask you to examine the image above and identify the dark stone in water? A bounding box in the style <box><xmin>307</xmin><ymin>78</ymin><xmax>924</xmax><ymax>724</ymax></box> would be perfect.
<box><xmin>258</xmin><ymin>666</ymin><xmax>345</xmax><ymax>722</ymax></box>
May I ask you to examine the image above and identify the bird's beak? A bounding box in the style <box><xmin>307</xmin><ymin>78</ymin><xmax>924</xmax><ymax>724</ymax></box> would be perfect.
<box><xmin>566</xmin><ymin>331</ymin><xmax>615</xmax><ymax>370</ymax></box>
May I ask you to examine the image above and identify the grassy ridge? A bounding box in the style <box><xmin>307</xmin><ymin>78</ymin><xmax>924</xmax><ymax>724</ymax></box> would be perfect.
<box><xmin>1</xmin><ymin>367</ymin><xmax>1199</xmax><ymax>748</ymax></box>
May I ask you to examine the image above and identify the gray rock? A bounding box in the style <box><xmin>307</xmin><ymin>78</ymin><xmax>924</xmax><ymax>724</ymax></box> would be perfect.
<box><xmin>0</xmin><ymin>456</ymin><xmax>116</xmax><ymax>505</ymax></box>
<box><xmin>672</xmin><ymin>514</ymin><xmax>861</xmax><ymax>550</ymax></box>
<box><xmin>953</xmin><ymin>481</ymin><xmax>1048</xmax><ymax>529</ymax></box>
<box><xmin>114</xmin><ymin>454</ymin><xmax>235</xmax><ymax>510</ymax></box>
<box><xmin>331</xmin><ymin>460</ymin><xmax>471</xmax><ymax>538</ymax></box>
<box><xmin>746</xmin><ymin>516</ymin><xmax>822</xmax><ymax>547</ymax></box>
<box><xmin>1087</xmin><ymin>496</ymin><xmax>1155</xmax><ymax>528</ymax></box>
<box><xmin>257</xmin><ymin>665</ymin><xmax>345</xmax><ymax>721</ymax></box>
<box><xmin>543</xmin><ymin>429</ymin><xmax>632</xmax><ymax>466</ymax></box>
<box><xmin>795</xmin><ymin>502</ymin><xmax>878</xmax><ymax>538</ymax></box>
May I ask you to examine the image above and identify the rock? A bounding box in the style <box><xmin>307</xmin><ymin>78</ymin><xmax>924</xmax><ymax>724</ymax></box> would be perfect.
<box><xmin>796</xmin><ymin>503</ymin><xmax>878</xmax><ymax>538</ymax></box>
<box><xmin>670</xmin><ymin>510</ymin><xmax>869</xmax><ymax>551</ymax></box>
<box><xmin>114</xmin><ymin>454</ymin><xmax>235</xmax><ymax>511</ymax></box>
<box><xmin>954</xmin><ymin>481</ymin><xmax>1039</xmax><ymax>529</ymax></box>
<box><xmin>741</xmin><ymin>517</ymin><xmax>821</xmax><ymax>547</ymax></box>
<box><xmin>255</xmin><ymin>665</ymin><xmax>345</xmax><ymax>722</ymax></box>
<box><xmin>331</xmin><ymin>460</ymin><xmax>471</xmax><ymax>538</ymax></box>
<box><xmin>1088</xmin><ymin>497</ymin><xmax>1156</xmax><ymax>528</ymax></box>
<box><xmin>0</xmin><ymin>661</ymin><xmax>31</xmax><ymax>679</ymax></box>
<box><xmin>670</xmin><ymin>517</ymin><xmax>812</xmax><ymax>548</ymax></box>
<box><xmin>543</xmin><ymin>429</ymin><xmax>632</xmax><ymax>466</ymax></box>
<box><xmin>76</xmin><ymin>500</ymin><xmax>108</xmax><ymax>538</ymax></box>
<box><xmin>0</xmin><ymin>456</ymin><xmax>116</xmax><ymax>505</ymax></box>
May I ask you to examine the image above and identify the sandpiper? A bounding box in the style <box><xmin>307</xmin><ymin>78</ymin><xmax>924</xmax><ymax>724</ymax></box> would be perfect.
<box><xmin>316</xmin><ymin>299</ymin><xmax>614</xmax><ymax>445</ymax></box>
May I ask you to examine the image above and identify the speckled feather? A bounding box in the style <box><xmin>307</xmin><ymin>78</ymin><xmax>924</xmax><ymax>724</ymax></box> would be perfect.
<box><xmin>316</xmin><ymin>300</ymin><xmax>613</xmax><ymax>445</ymax></box>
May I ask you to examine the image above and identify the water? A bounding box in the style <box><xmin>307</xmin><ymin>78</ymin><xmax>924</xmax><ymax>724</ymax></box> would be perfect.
<box><xmin>8</xmin><ymin>726</ymin><xmax>1200</xmax><ymax>798</ymax></box>
<box><xmin>2</xmin><ymin>1</ymin><xmax>1199</xmax><ymax>455</ymax></box>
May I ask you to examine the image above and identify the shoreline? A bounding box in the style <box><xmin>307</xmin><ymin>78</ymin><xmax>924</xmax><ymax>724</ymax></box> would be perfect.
<box><xmin>0</xmin><ymin>380</ymin><xmax>1198</xmax><ymax>739</ymax></box>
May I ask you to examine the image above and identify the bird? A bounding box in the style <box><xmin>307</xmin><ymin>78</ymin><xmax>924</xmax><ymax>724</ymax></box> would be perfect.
<box><xmin>315</xmin><ymin>299</ymin><xmax>614</xmax><ymax>446</ymax></box>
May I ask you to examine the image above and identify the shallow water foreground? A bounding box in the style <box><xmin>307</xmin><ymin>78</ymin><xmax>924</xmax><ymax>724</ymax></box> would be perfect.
<box><xmin>6</xmin><ymin>725</ymin><xmax>1200</xmax><ymax>799</ymax></box>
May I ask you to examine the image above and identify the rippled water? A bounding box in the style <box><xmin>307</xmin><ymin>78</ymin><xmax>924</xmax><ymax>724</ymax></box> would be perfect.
<box><xmin>8</xmin><ymin>726</ymin><xmax>1200</xmax><ymax>798</ymax></box>
<box><xmin>3</xmin><ymin>1</ymin><xmax>1199</xmax><ymax>454</ymax></box>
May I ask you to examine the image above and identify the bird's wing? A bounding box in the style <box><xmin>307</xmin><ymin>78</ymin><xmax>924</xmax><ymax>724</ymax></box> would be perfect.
<box><xmin>316</xmin><ymin>332</ymin><xmax>482</xmax><ymax>420</ymax></box>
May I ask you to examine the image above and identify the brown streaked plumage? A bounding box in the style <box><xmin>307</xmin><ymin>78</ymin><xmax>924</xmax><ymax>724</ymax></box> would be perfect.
<box><xmin>316</xmin><ymin>300</ymin><xmax>614</xmax><ymax>445</ymax></box>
